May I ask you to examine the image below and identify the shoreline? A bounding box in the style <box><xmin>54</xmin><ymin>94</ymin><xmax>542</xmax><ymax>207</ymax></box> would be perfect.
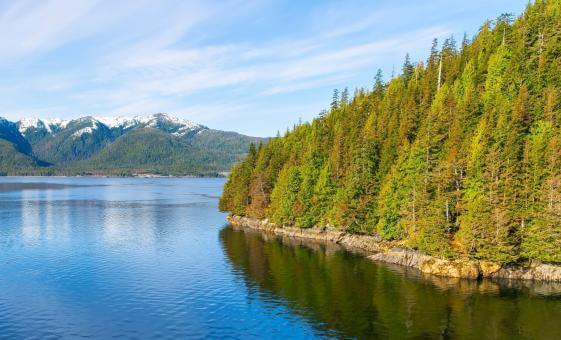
<box><xmin>0</xmin><ymin>174</ymin><xmax>226</xmax><ymax>179</ymax></box>
<box><xmin>228</xmin><ymin>215</ymin><xmax>561</xmax><ymax>282</ymax></box>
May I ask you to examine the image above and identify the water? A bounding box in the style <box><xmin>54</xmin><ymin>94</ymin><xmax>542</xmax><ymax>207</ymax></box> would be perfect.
<box><xmin>0</xmin><ymin>177</ymin><xmax>560</xmax><ymax>339</ymax></box>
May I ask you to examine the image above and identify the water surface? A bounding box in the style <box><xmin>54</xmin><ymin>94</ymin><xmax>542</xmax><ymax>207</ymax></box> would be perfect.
<box><xmin>0</xmin><ymin>177</ymin><xmax>560</xmax><ymax>339</ymax></box>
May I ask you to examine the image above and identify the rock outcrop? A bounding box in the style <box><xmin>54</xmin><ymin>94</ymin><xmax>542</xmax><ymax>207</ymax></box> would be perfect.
<box><xmin>368</xmin><ymin>248</ymin><xmax>480</xmax><ymax>279</ymax></box>
<box><xmin>228</xmin><ymin>215</ymin><xmax>561</xmax><ymax>282</ymax></box>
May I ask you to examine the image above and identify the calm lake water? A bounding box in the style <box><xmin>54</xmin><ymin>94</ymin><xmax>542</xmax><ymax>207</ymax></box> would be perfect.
<box><xmin>1</xmin><ymin>177</ymin><xmax>561</xmax><ymax>339</ymax></box>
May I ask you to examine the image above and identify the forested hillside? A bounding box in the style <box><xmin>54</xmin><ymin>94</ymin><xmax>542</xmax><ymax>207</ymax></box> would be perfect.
<box><xmin>0</xmin><ymin>114</ymin><xmax>264</xmax><ymax>176</ymax></box>
<box><xmin>220</xmin><ymin>0</ymin><xmax>561</xmax><ymax>264</ymax></box>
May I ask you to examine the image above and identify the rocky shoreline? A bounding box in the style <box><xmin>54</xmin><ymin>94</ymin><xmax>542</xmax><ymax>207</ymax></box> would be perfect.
<box><xmin>228</xmin><ymin>215</ymin><xmax>561</xmax><ymax>282</ymax></box>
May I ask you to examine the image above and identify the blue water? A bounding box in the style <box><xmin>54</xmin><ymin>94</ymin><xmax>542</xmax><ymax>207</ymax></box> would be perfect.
<box><xmin>2</xmin><ymin>177</ymin><xmax>561</xmax><ymax>339</ymax></box>
<box><xmin>0</xmin><ymin>177</ymin><xmax>323</xmax><ymax>339</ymax></box>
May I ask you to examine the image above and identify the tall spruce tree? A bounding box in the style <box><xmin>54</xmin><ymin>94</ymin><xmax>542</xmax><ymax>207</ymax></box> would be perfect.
<box><xmin>221</xmin><ymin>1</ymin><xmax>561</xmax><ymax>264</ymax></box>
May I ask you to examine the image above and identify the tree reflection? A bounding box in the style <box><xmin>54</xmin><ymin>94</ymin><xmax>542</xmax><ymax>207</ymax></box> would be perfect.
<box><xmin>221</xmin><ymin>226</ymin><xmax>561</xmax><ymax>339</ymax></box>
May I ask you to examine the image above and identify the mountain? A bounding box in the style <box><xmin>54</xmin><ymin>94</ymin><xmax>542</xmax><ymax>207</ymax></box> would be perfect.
<box><xmin>0</xmin><ymin>118</ymin><xmax>42</xmax><ymax>174</ymax></box>
<box><xmin>0</xmin><ymin>113</ymin><xmax>264</xmax><ymax>176</ymax></box>
<box><xmin>0</xmin><ymin>139</ymin><xmax>40</xmax><ymax>174</ymax></box>
<box><xmin>82</xmin><ymin>128</ymin><xmax>266</xmax><ymax>175</ymax></box>
<box><xmin>0</xmin><ymin>117</ymin><xmax>33</xmax><ymax>155</ymax></box>
<box><xmin>220</xmin><ymin>1</ymin><xmax>561</xmax><ymax>266</ymax></box>
<box><xmin>27</xmin><ymin>117</ymin><xmax>116</xmax><ymax>164</ymax></box>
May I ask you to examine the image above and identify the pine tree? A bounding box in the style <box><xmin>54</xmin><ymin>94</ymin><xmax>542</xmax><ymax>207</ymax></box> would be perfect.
<box><xmin>221</xmin><ymin>1</ymin><xmax>561</xmax><ymax>264</ymax></box>
<box><xmin>341</xmin><ymin>87</ymin><xmax>350</xmax><ymax>106</ymax></box>
<box><xmin>268</xmin><ymin>165</ymin><xmax>302</xmax><ymax>225</ymax></box>
<box><xmin>373</xmin><ymin>69</ymin><xmax>384</xmax><ymax>92</ymax></box>
<box><xmin>331</xmin><ymin>89</ymin><xmax>340</xmax><ymax>110</ymax></box>
<box><xmin>402</xmin><ymin>53</ymin><xmax>415</xmax><ymax>82</ymax></box>
<box><xmin>219</xmin><ymin>143</ymin><xmax>257</xmax><ymax>215</ymax></box>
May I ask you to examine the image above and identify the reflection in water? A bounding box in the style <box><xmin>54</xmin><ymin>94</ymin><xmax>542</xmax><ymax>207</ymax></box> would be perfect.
<box><xmin>21</xmin><ymin>190</ymin><xmax>40</xmax><ymax>245</ymax></box>
<box><xmin>221</xmin><ymin>226</ymin><xmax>561</xmax><ymax>339</ymax></box>
<box><xmin>20</xmin><ymin>190</ymin><xmax>72</xmax><ymax>245</ymax></box>
<box><xmin>3</xmin><ymin>177</ymin><xmax>561</xmax><ymax>338</ymax></box>
<box><xmin>102</xmin><ymin>199</ymin><xmax>156</xmax><ymax>248</ymax></box>
<box><xmin>0</xmin><ymin>182</ymin><xmax>95</xmax><ymax>192</ymax></box>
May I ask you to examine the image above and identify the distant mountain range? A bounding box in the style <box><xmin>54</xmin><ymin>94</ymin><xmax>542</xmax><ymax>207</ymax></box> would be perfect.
<box><xmin>0</xmin><ymin>113</ymin><xmax>265</xmax><ymax>176</ymax></box>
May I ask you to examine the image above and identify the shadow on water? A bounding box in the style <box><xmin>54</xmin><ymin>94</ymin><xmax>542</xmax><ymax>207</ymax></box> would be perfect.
<box><xmin>220</xmin><ymin>225</ymin><xmax>561</xmax><ymax>339</ymax></box>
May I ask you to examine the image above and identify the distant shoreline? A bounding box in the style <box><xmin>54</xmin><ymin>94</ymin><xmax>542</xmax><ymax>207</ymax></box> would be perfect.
<box><xmin>0</xmin><ymin>172</ymin><xmax>229</xmax><ymax>178</ymax></box>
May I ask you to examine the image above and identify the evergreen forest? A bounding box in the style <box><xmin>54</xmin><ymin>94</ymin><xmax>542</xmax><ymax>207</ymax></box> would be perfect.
<box><xmin>220</xmin><ymin>0</ymin><xmax>561</xmax><ymax>264</ymax></box>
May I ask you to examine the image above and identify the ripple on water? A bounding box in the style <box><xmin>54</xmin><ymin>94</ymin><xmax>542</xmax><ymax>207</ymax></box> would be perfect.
<box><xmin>1</xmin><ymin>178</ymin><xmax>561</xmax><ymax>339</ymax></box>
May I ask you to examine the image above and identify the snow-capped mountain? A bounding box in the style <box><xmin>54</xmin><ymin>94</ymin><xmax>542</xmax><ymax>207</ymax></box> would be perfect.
<box><xmin>17</xmin><ymin>113</ymin><xmax>206</xmax><ymax>139</ymax></box>
<box><xmin>97</xmin><ymin>113</ymin><xmax>201</xmax><ymax>130</ymax></box>
<box><xmin>0</xmin><ymin>116</ymin><xmax>32</xmax><ymax>154</ymax></box>
<box><xmin>18</xmin><ymin>117</ymin><xmax>69</xmax><ymax>135</ymax></box>
<box><xmin>0</xmin><ymin>113</ymin><xmax>265</xmax><ymax>175</ymax></box>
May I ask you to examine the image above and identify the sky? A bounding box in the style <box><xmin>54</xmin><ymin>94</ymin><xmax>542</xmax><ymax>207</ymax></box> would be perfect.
<box><xmin>0</xmin><ymin>0</ymin><xmax>529</xmax><ymax>137</ymax></box>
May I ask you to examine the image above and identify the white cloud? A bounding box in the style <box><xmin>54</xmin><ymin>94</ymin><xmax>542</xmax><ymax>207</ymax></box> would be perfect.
<box><xmin>86</xmin><ymin>25</ymin><xmax>450</xmax><ymax>108</ymax></box>
<box><xmin>1</xmin><ymin>0</ymin><xmax>503</xmax><ymax>136</ymax></box>
<box><xmin>0</xmin><ymin>0</ymin><xmax>98</xmax><ymax>59</ymax></box>
<box><xmin>262</xmin><ymin>74</ymin><xmax>353</xmax><ymax>96</ymax></box>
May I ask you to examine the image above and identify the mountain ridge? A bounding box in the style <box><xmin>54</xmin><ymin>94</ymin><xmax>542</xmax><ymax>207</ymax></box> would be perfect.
<box><xmin>17</xmin><ymin>113</ymin><xmax>207</xmax><ymax>137</ymax></box>
<box><xmin>0</xmin><ymin>113</ymin><xmax>264</xmax><ymax>176</ymax></box>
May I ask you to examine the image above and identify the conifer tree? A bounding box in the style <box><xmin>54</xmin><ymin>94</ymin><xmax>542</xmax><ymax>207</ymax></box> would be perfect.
<box><xmin>341</xmin><ymin>87</ymin><xmax>350</xmax><ymax>106</ymax></box>
<box><xmin>221</xmin><ymin>1</ymin><xmax>561</xmax><ymax>264</ymax></box>
<box><xmin>402</xmin><ymin>53</ymin><xmax>414</xmax><ymax>82</ymax></box>
<box><xmin>331</xmin><ymin>89</ymin><xmax>340</xmax><ymax>110</ymax></box>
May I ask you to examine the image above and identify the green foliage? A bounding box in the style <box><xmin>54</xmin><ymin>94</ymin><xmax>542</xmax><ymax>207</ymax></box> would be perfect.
<box><xmin>268</xmin><ymin>165</ymin><xmax>302</xmax><ymax>225</ymax></box>
<box><xmin>220</xmin><ymin>0</ymin><xmax>561</xmax><ymax>264</ymax></box>
<box><xmin>0</xmin><ymin>121</ymin><xmax>264</xmax><ymax>176</ymax></box>
<box><xmin>0</xmin><ymin>140</ymin><xmax>41</xmax><ymax>170</ymax></box>
<box><xmin>218</xmin><ymin>144</ymin><xmax>257</xmax><ymax>215</ymax></box>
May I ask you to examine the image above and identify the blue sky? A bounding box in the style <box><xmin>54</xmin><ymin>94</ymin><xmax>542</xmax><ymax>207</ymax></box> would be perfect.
<box><xmin>0</xmin><ymin>0</ymin><xmax>529</xmax><ymax>137</ymax></box>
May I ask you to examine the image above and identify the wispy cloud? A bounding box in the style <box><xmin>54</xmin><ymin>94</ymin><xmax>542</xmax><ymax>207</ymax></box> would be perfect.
<box><xmin>0</xmin><ymin>0</ymin><xmax>99</xmax><ymax>59</ymax></box>
<box><xmin>86</xmin><ymin>25</ymin><xmax>450</xmax><ymax>107</ymax></box>
<box><xmin>0</xmin><ymin>0</ymin><xmax>529</xmax><ymax>136</ymax></box>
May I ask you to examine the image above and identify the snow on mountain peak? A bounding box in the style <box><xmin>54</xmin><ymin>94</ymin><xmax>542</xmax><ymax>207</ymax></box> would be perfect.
<box><xmin>97</xmin><ymin>116</ymin><xmax>137</xmax><ymax>129</ymax></box>
<box><xmin>72</xmin><ymin>126</ymin><xmax>95</xmax><ymax>138</ymax></box>
<box><xmin>97</xmin><ymin>113</ymin><xmax>203</xmax><ymax>135</ymax></box>
<box><xmin>18</xmin><ymin>117</ymin><xmax>69</xmax><ymax>134</ymax></box>
<box><xmin>18</xmin><ymin>118</ymin><xmax>42</xmax><ymax>132</ymax></box>
<box><xmin>15</xmin><ymin>114</ymin><xmax>203</xmax><ymax>137</ymax></box>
